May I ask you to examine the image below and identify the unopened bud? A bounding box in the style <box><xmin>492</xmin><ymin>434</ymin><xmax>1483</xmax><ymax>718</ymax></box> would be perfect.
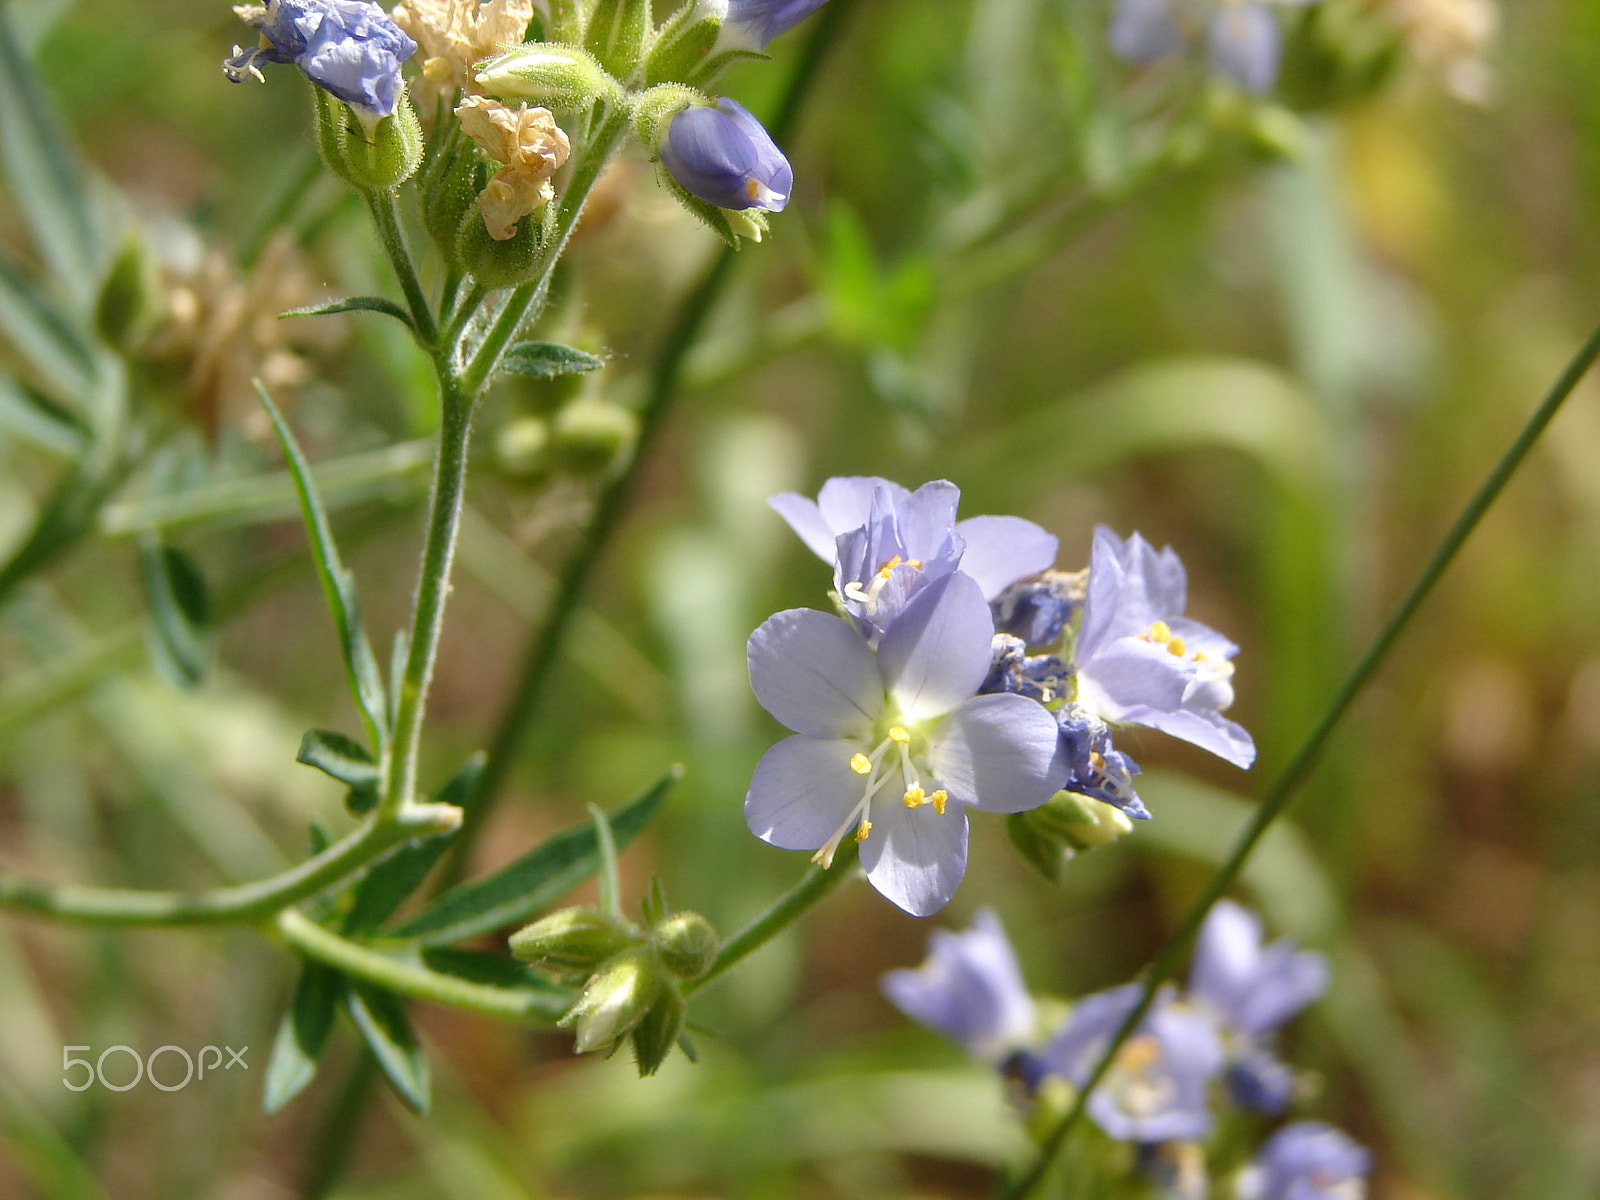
<box><xmin>560</xmin><ymin>947</ymin><xmax>662</xmax><ymax>1053</ymax></box>
<box><xmin>494</xmin><ymin>415</ymin><xmax>554</xmax><ymax>482</ymax></box>
<box><xmin>550</xmin><ymin>398</ymin><xmax>637</xmax><ymax>478</ymax></box>
<box><xmin>95</xmin><ymin>238</ymin><xmax>161</xmax><ymax>352</ymax></box>
<box><xmin>651</xmin><ymin>911</ymin><xmax>718</xmax><ymax>980</ymax></box>
<box><xmin>473</xmin><ymin>44</ymin><xmax>622</xmax><ymax>111</ymax></box>
<box><xmin>510</xmin><ymin>906</ymin><xmax>638</xmax><ymax>979</ymax></box>
<box><xmin>457</xmin><ymin>200</ymin><xmax>552</xmax><ymax>289</ymax></box>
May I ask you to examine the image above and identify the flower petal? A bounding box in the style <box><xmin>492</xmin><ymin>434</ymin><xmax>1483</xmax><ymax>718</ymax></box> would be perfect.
<box><xmin>859</xmin><ymin>801</ymin><xmax>969</xmax><ymax>916</ymax></box>
<box><xmin>1208</xmin><ymin>1</ymin><xmax>1282</xmax><ymax>94</ymax></box>
<box><xmin>1117</xmin><ymin>704</ymin><xmax>1256</xmax><ymax>767</ymax></box>
<box><xmin>767</xmin><ymin>492</ymin><xmax>836</xmax><ymax>560</ymax></box>
<box><xmin>1110</xmin><ymin>0</ymin><xmax>1185</xmax><ymax>62</ymax></box>
<box><xmin>748</xmin><ymin>608</ymin><xmax>882</xmax><ymax>737</ymax></box>
<box><xmin>1079</xmin><ymin>638</ymin><xmax>1193</xmax><ymax>717</ymax></box>
<box><xmin>744</xmin><ymin>734</ymin><xmax>864</xmax><ymax>850</ymax></box>
<box><xmin>953</xmin><ymin>515</ymin><xmax>1059</xmax><ymax>600</ymax></box>
<box><xmin>928</xmin><ymin>693</ymin><xmax>1063</xmax><ymax>814</ymax></box>
<box><xmin>893</xmin><ymin>481</ymin><xmax>963</xmax><ymax>563</ymax></box>
<box><xmin>878</xmin><ymin>572</ymin><xmax>994</xmax><ymax>721</ymax></box>
<box><xmin>818</xmin><ymin>475</ymin><xmax>901</xmax><ymax>535</ymax></box>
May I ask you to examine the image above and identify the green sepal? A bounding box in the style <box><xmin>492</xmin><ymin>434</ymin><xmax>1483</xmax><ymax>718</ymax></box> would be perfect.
<box><xmin>499</xmin><ymin>341</ymin><xmax>607</xmax><ymax>380</ymax></box>
<box><xmin>395</xmin><ymin>767</ymin><xmax>678</xmax><ymax>946</ymax></box>
<box><xmin>139</xmin><ymin>538</ymin><xmax>213</xmax><ymax>689</ymax></box>
<box><xmin>583</xmin><ymin>0</ymin><xmax>649</xmax><ymax>82</ymax></box>
<box><xmin>262</xmin><ymin>962</ymin><xmax>342</xmax><ymax>1114</ymax></box>
<box><xmin>661</xmin><ymin>171</ymin><xmax>771</xmax><ymax>248</ymax></box>
<box><xmin>94</xmin><ymin>237</ymin><xmax>159</xmax><ymax>352</ymax></box>
<box><xmin>509</xmin><ymin>907</ymin><xmax>640</xmax><ymax>981</ymax></box>
<box><xmin>420</xmin><ymin>121</ymin><xmax>483</xmax><ymax>272</ymax></box>
<box><xmin>630</xmin><ymin>985</ymin><xmax>685</xmax><ymax>1076</ymax></box>
<box><xmin>472</xmin><ymin>43</ymin><xmax>622</xmax><ymax>112</ymax></box>
<box><xmin>344</xmin><ymin>982</ymin><xmax>430</xmax><ymax>1114</ymax></box>
<box><xmin>1006</xmin><ymin>809</ymin><xmax>1071</xmax><ymax>885</ymax></box>
<box><xmin>561</xmin><ymin>947</ymin><xmax>661</xmax><ymax>1053</ymax></box>
<box><xmin>312</xmin><ymin>86</ymin><xmax>423</xmax><ymax>193</ymax></box>
<box><xmin>457</xmin><ymin>200</ymin><xmax>553</xmax><ymax>290</ymax></box>
<box><xmin>295</xmin><ymin>729</ymin><xmax>380</xmax><ymax>815</ymax></box>
<box><xmin>643</xmin><ymin>5</ymin><xmax>720</xmax><ymax>86</ymax></box>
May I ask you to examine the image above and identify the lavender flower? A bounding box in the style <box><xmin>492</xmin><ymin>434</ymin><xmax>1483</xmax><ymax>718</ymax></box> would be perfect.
<box><xmin>1071</xmin><ymin>527</ymin><xmax>1255</xmax><ymax>769</ymax></box>
<box><xmin>990</xmin><ymin>569</ymin><xmax>1086</xmax><ymax>648</ymax></box>
<box><xmin>744</xmin><ymin>572</ymin><xmax>1062</xmax><ymax>915</ymax></box>
<box><xmin>881</xmin><ymin>909</ymin><xmax>1036</xmax><ymax>1061</ymax></box>
<box><xmin>1110</xmin><ymin>0</ymin><xmax>1319</xmax><ymax>95</ymax></box>
<box><xmin>1189</xmin><ymin>899</ymin><xmax>1327</xmax><ymax>1112</ymax></box>
<box><xmin>769</xmin><ymin>477</ymin><xmax>1058</xmax><ymax>638</ymax></box>
<box><xmin>1237</xmin><ymin>1122</ymin><xmax>1371</xmax><ymax>1200</ymax></box>
<box><xmin>224</xmin><ymin>0</ymin><xmax>416</xmax><ymax>117</ymax></box>
<box><xmin>1037</xmin><ymin>982</ymin><xmax>1224</xmax><ymax>1143</ymax></box>
<box><xmin>1054</xmin><ymin>702</ymin><xmax>1147</xmax><ymax>818</ymax></box>
<box><xmin>695</xmin><ymin>0</ymin><xmax>830</xmax><ymax>53</ymax></box>
<box><xmin>659</xmin><ymin>98</ymin><xmax>792</xmax><ymax>212</ymax></box>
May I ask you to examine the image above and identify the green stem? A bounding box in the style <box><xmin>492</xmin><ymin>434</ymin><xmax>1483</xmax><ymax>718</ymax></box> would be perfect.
<box><xmin>0</xmin><ymin>805</ymin><xmax>459</xmax><ymax>927</ymax></box>
<box><xmin>275</xmin><ymin>910</ymin><xmax>568</xmax><ymax>1021</ymax></box>
<box><xmin>378</xmin><ymin>365</ymin><xmax>476</xmax><ymax>820</ymax></box>
<box><xmin>685</xmin><ymin>843</ymin><xmax>859</xmax><ymax>996</ymax></box>
<box><xmin>1003</xmin><ymin>314</ymin><xmax>1600</xmax><ymax>1200</ymax></box>
<box><xmin>440</xmin><ymin>280</ymin><xmax>491</xmax><ymax>358</ymax></box>
<box><xmin>365</xmin><ymin>189</ymin><xmax>437</xmax><ymax>347</ymax></box>
<box><xmin>445</xmin><ymin>0</ymin><xmax>855</xmax><ymax>877</ymax></box>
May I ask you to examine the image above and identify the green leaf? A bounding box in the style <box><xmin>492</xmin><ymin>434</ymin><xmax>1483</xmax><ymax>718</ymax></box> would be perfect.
<box><xmin>0</xmin><ymin>6</ymin><xmax>101</xmax><ymax>309</ymax></box>
<box><xmin>499</xmin><ymin>341</ymin><xmax>606</xmax><ymax>380</ymax></box>
<box><xmin>138</xmin><ymin>538</ymin><xmax>212</xmax><ymax>688</ymax></box>
<box><xmin>280</xmin><ymin>296</ymin><xmax>415</xmax><ymax>332</ymax></box>
<box><xmin>396</xmin><ymin>768</ymin><xmax>678</xmax><ymax>947</ymax></box>
<box><xmin>262</xmin><ymin>963</ymin><xmax>342</xmax><ymax>1115</ymax></box>
<box><xmin>340</xmin><ymin>755</ymin><xmax>480</xmax><ymax>933</ymax></box>
<box><xmin>0</xmin><ymin>374</ymin><xmax>86</xmax><ymax>457</ymax></box>
<box><xmin>0</xmin><ymin>254</ymin><xmax>96</xmax><ymax>405</ymax></box>
<box><xmin>295</xmin><ymin>729</ymin><xmax>380</xmax><ymax>815</ymax></box>
<box><xmin>257</xmin><ymin>383</ymin><xmax>388</xmax><ymax>744</ymax></box>
<box><xmin>344</xmin><ymin>982</ymin><xmax>430</xmax><ymax>1114</ymax></box>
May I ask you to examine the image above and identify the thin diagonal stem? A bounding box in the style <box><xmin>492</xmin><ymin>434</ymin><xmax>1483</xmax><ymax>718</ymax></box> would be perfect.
<box><xmin>1003</xmin><ymin>315</ymin><xmax>1600</xmax><ymax>1200</ymax></box>
<box><xmin>366</xmin><ymin>189</ymin><xmax>437</xmax><ymax>346</ymax></box>
<box><xmin>446</xmin><ymin>0</ymin><xmax>856</xmax><ymax>878</ymax></box>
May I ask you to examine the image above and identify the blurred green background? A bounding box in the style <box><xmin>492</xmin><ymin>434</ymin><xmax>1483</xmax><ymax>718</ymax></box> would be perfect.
<box><xmin>3</xmin><ymin>0</ymin><xmax>1599</xmax><ymax>1196</ymax></box>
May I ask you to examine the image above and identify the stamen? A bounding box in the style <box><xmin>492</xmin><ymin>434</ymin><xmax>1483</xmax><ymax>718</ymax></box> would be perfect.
<box><xmin>1090</xmin><ymin>750</ymin><xmax>1106</xmax><ymax>772</ymax></box>
<box><xmin>888</xmin><ymin>726</ymin><xmax>911</xmax><ymax>744</ymax></box>
<box><xmin>875</xmin><ymin>555</ymin><xmax>905</xmax><ymax>579</ymax></box>
<box><xmin>930</xmin><ymin>790</ymin><xmax>947</xmax><ymax>814</ymax></box>
<box><xmin>849</xmin><ymin>753</ymin><xmax>873</xmax><ymax>775</ymax></box>
<box><xmin>1167</xmin><ymin>635</ymin><xmax>1187</xmax><ymax>657</ymax></box>
<box><xmin>853</xmin><ymin>819</ymin><xmax>872</xmax><ymax>842</ymax></box>
<box><xmin>1145</xmin><ymin>620</ymin><xmax>1173</xmax><ymax>644</ymax></box>
<box><xmin>903</xmin><ymin>786</ymin><xmax>925</xmax><ymax>808</ymax></box>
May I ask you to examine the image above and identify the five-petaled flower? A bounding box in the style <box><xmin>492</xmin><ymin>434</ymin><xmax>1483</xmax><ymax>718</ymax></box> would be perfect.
<box><xmin>1110</xmin><ymin>0</ymin><xmax>1320</xmax><ymax>95</ymax></box>
<box><xmin>1071</xmin><ymin>527</ymin><xmax>1255</xmax><ymax>769</ymax></box>
<box><xmin>880</xmin><ymin>908</ymin><xmax>1036</xmax><ymax>1061</ymax></box>
<box><xmin>659</xmin><ymin>97</ymin><xmax>793</xmax><ymax>212</ymax></box>
<box><xmin>225</xmin><ymin>0</ymin><xmax>417</xmax><ymax>117</ymax></box>
<box><xmin>1237</xmin><ymin>1121</ymin><xmax>1371</xmax><ymax>1200</ymax></box>
<box><xmin>744</xmin><ymin>572</ymin><xmax>1061</xmax><ymax>916</ymax></box>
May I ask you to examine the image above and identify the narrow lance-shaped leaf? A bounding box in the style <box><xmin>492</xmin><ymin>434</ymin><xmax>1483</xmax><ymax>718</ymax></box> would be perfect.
<box><xmin>0</xmin><ymin>254</ymin><xmax>97</xmax><ymax>406</ymax></box>
<box><xmin>499</xmin><ymin>341</ymin><xmax>606</xmax><ymax>380</ymax></box>
<box><xmin>340</xmin><ymin>755</ymin><xmax>480</xmax><ymax>934</ymax></box>
<box><xmin>344</xmin><ymin>982</ymin><xmax>430</xmax><ymax>1114</ymax></box>
<box><xmin>280</xmin><ymin>296</ymin><xmax>415</xmax><ymax>332</ymax></box>
<box><xmin>257</xmin><ymin>383</ymin><xmax>388</xmax><ymax>746</ymax></box>
<box><xmin>262</xmin><ymin>963</ymin><xmax>342</xmax><ymax>1115</ymax></box>
<box><xmin>138</xmin><ymin>537</ymin><xmax>213</xmax><ymax>688</ymax></box>
<box><xmin>0</xmin><ymin>6</ymin><xmax>101</xmax><ymax>308</ymax></box>
<box><xmin>395</xmin><ymin>768</ymin><xmax>678</xmax><ymax>946</ymax></box>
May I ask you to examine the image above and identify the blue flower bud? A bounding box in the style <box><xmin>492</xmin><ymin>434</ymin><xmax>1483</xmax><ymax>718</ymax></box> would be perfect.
<box><xmin>224</xmin><ymin>0</ymin><xmax>416</xmax><ymax>118</ymax></box>
<box><xmin>658</xmin><ymin>97</ymin><xmax>792</xmax><ymax>212</ymax></box>
<box><xmin>704</xmin><ymin>0</ymin><xmax>830</xmax><ymax>53</ymax></box>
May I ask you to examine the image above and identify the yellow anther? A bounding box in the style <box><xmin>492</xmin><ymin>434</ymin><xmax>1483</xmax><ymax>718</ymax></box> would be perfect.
<box><xmin>888</xmin><ymin>726</ymin><xmax>911</xmax><ymax>744</ymax></box>
<box><xmin>1167</xmin><ymin>635</ymin><xmax>1187</xmax><ymax>657</ymax></box>
<box><xmin>1193</xmin><ymin>649</ymin><xmax>1208</xmax><ymax>662</ymax></box>
<box><xmin>854</xmin><ymin>819</ymin><xmax>873</xmax><ymax>842</ymax></box>
<box><xmin>1146</xmin><ymin>620</ymin><xmax>1173</xmax><ymax>644</ymax></box>
<box><xmin>1089</xmin><ymin>750</ymin><xmax>1106</xmax><ymax>772</ymax></box>
<box><xmin>930</xmin><ymin>790</ymin><xmax>948</xmax><ymax>814</ymax></box>
<box><xmin>903</xmin><ymin>786</ymin><xmax>926</xmax><ymax>808</ymax></box>
<box><xmin>1116</xmin><ymin>1034</ymin><xmax>1162</xmax><ymax>1072</ymax></box>
<box><xmin>849</xmin><ymin>753</ymin><xmax>872</xmax><ymax>775</ymax></box>
<box><xmin>875</xmin><ymin>555</ymin><xmax>905</xmax><ymax>580</ymax></box>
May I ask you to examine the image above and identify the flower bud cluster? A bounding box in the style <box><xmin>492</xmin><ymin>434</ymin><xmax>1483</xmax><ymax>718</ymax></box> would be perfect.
<box><xmin>511</xmin><ymin>903</ymin><xmax>718</xmax><ymax>1074</ymax></box>
<box><xmin>883</xmin><ymin>905</ymin><xmax>1367</xmax><ymax>1199</ymax></box>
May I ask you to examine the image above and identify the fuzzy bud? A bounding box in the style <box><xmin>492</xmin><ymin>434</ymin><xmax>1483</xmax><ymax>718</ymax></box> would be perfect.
<box><xmin>651</xmin><ymin>911</ymin><xmax>719</xmax><ymax>980</ymax></box>
<box><xmin>560</xmin><ymin>947</ymin><xmax>662</xmax><ymax>1053</ymax></box>
<box><xmin>313</xmin><ymin>86</ymin><xmax>422</xmax><ymax>192</ymax></box>
<box><xmin>472</xmin><ymin>43</ymin><xmax>622</xmax><ymax>111</ymax></box>
<box><xmin>510</xmin><ymin>906</ymin><xmax>639</xmax><ymax>979</ymax></box>
<box><xmin>550</xmin><ymin>398</ymin><xmax>637</xmax><ymax>478</ymax></box>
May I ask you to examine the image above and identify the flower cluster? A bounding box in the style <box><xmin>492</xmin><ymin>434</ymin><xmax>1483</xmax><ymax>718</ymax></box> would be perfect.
<box><xmin>1110</xmin><ymin>0</ymin><xmax>1321</xmax><ymax>95</ymax></box>
<box><xmin>883</xmin><ymin>903</ymin><xmax>1367</xmax><ymax>1198</ymax></box>
<box><xmin>747</xmin><ymin>476</ymin><xmax>1254</xmax><ymax>914</ymax></box>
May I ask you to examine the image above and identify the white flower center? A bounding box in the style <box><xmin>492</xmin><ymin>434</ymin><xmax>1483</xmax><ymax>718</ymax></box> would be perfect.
<box><xmin>812</xmin><ymin>721</ymin><xmax>947</xmax><ymax>868</ymax></box>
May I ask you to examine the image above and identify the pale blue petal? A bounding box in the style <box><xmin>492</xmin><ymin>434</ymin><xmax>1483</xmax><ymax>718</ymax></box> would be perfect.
<box><xmin>1190</xmin><ymin>899</ymin><xmax>1264</xmax><ymax>1007</ymax></box>
<box><xmin>878</xmin><ymin>572</ymin><xmax>994</xmax><ymax>721</ymax></box>
<box><xmin>1231</xmin><ymin>943</ymin><xmax>1328</xmax><ymax>1036</ymax></box>
<box><xmin>860</xmin><ymin>799</ymin><xmax>969</xmax><ymax>916</ymax></box>
<box><xmin>928</xmin><ymin>693</ymin><xmax>1063</xmax><ymax>814</ymax></box>
<box><xmin>1167</xmin><ymin>616</ymin><xmax>1240</xmax><ymax>662</ymax></box>
<box><xmin>1110</xmin><ymin>0</ymin><xmax>1185</xmax><ymax>62</ymax></box>
<box><xmin>1076</xmin><ymin>526</ymin><xmax>1133</xmax><ymax>657</ymax></box>
<box><xmin>818</xmin><ymin>475</ymin><xmax>899</xmax><ymax>535</ymax></box>
<box><xmin>1123</xmin><ymin>530</ymin><xmax>1187</xmax><ymax>617</ymax></box>
<box><xmin>745</xmin><ymin>734</ymin><xmax>864</xmax><ymax>850</ymax></box>
<box><xmin>748</xmin><ymin>608</ymin><xmax>882</xmax><ymax>737</ymax></box>
<box><xmin>767</xmin><ymin>492</ymin><xmax>836</xmax><ymax>560</ymax></box>
<box><xmin>1208</xmin><ymin>1</ymin><xmax>1281</xmax><ymax>94</ymax></box>
<box><xmin>881</xmin><ymin>909</ymin><xmax>1036</xmax><ymax>1060</ymax></box>
<box><xmin>954</xmin><ymin>515</ymin><xmax>1059</xmax><ymax>601</ymax></box>
<box><xmin>1082</xmin><ymin>639</ymin><xmax>1193</xmax><ymax>716</ymax></box>
<box><xmin>894</xmin><ymin>481</ymin><xmax>963</xmax><ymax>562</ymax></box>
<box><xmin>1118</xmin><ymin>704</ymin><xmax>1256</xmax><ymax>767</ymax></box>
